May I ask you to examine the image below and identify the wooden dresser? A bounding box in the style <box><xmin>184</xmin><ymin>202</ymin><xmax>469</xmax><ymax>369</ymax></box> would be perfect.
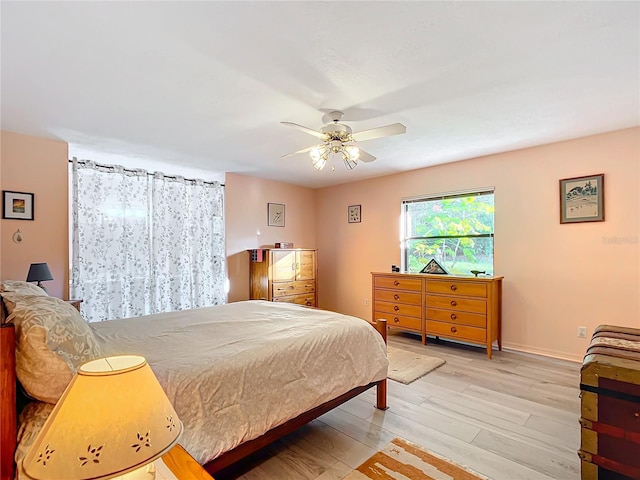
<box><xmin>250</xmin><ymin>248</ymin><xmax>317</xmax><ymax>307</ymax></box>
<box><xmin>371</xmin><ymin>272</ymin><xmax>503</xmax><ymax>359</ymax></box>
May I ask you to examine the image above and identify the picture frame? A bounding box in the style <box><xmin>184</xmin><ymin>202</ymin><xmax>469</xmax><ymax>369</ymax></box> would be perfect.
<box><xmin>348</xmin><ymin>204</ymin><xmax>361</xmax><ymax>223</ymax></box>
<box><xmin>559</xmin><ymin>173</ymin><xmax>604</xmax><ymax>224</ymax></box>
<box><xmin>2</xmin><ymin>190</ymin><xmax>34</xmax><ymax>220</ymax></box>
<box><xmin>267</xmin><ymin>203</ymin><xmax>285</xmax><ymax>227</ymax></box>
<box><xmin>420</xmin><ymin>258</ymin><xmax>448</xmax><ymax>275</ymax></box>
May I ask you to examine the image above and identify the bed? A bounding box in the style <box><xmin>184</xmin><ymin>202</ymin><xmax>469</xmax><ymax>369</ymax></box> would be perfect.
<box><xmin>0</xmin><ymin>284</ymin><xmax>388</xmax><ymax>480</ymax></box>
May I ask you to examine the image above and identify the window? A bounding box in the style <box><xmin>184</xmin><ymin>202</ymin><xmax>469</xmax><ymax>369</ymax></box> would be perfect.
<box><xmin>402</xmin><ymin>189</ymin><xmax>495</xmax><ymax>275</ymax></box>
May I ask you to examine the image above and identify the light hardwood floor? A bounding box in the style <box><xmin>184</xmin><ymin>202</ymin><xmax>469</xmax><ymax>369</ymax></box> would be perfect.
<box><xmin>217</xmin><ymin>332</ymin><xmax>582</xmax><ymax>480</ymax></box>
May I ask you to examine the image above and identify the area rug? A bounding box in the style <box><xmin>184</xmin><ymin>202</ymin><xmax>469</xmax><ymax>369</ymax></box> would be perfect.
<box><xmin>344</xmin><ymin>437</ymin><xmax>489</xmax><ymax>480</ymax></box>
<box><xmin>387</xmin><ymin>347</ymin><xmax>445</xmax><ymax>384</ymax></box>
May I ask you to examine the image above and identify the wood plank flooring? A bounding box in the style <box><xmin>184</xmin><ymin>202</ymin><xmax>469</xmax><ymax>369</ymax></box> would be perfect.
<box><xmin>216</xmin><ymin>332</ymin><xmax>582</xmax><ymax>480</ymax></box>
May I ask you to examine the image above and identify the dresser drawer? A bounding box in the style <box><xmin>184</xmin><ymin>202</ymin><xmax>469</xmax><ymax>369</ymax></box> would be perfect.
<box><xmin>426</xmin><ymin>308</ymin><xmax>486</xmax><ymax>328</ymax></box>
<box><xmin>375</xmin><ymin>300</ymin><xmax>422</xmax><ymax>318</ymax></box>
<box><xmin>374</xmin><ymin>289</ymin><xmax>421</xmax><ymax>305</ymax></box>
<box><xmin>427</xmin><ymin>320</ymin><xmax>486</xmax><ymax>342</ymax></box>
<box><xmin>374</xmin><ymin>276</ymin><xmax>422</xmax><ymax>292</ymax></box>
<box><xmin>426</xmin><ymin>295</ymin><xmax>486</xmax><ymax>314</ymax></box>
<box><xmin>373</xmin><ymin>311</ymin><xmax>421</xmax><ymax>332</ymax></box>
<box><xmin>272</xmin><ymin>280</ymin><xmax>315</xmax><ymax>297</ymax></box>
<box><xmin>273</xmin><ymin>293</ymin><xmax>315</xmax><ymax>306</ymax></box>
<box><xmin>426</xmin><ymin>280</ymin><xmax>487</xmax><ymax>298</ymax></box>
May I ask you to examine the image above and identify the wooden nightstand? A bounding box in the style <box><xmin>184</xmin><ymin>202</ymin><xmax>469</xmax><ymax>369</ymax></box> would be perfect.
<box><xmin>65</xmin><ymin>299</ymin><xmax>83</xmax><ymax>312</ymax></box>
<box><xmin>161</xmin><ymin>444</ymin><xmax>214</xmax><ymax>480</ymax></box>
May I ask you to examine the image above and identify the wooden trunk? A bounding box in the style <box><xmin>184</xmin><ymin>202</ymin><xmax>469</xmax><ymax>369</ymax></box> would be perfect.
<box><xmin>579</xmin><ymin>325</ymin><xmax>640</xmax><ymax>480</ymax></box>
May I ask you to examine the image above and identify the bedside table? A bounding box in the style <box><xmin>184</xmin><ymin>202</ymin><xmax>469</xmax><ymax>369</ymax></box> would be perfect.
<box><xmin>160</xmin><ymin>444</ymin><xmax>214</xmax><ymax>480</ymax></box>
<box><xmin>65</xmin><ymin>299</ymin><xmax>83</xmax><ymax>312</ymax></box>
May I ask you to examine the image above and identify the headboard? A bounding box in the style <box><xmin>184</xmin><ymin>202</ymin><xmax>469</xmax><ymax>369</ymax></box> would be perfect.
<box><xmin>1</xmin><ymin>297</ymin><xmax>17</xmax><ymax>480</ymax></box>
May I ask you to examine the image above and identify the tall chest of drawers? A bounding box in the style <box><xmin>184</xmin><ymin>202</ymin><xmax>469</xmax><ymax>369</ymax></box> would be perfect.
<box><xmin>372</xmin><ymin>272</ymin><xmax>503</xmax><ymax>359</ymax></box>
<box><xmin>250</xmin><ymin>248</ymin><xmax>317</xmax><ymax>307</ymax></box>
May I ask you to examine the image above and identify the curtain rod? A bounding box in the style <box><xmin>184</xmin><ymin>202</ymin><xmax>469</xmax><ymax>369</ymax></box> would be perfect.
<box><xmin>69</xmin><ymin>158</ymin><xmax>224</xmax><ymax>187</ymax></box>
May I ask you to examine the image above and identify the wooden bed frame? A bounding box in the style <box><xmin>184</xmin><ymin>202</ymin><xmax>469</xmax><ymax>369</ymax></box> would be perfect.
<box><xmin>0</xmin><ymin>302</ymin><xmax>387</xmax><ymax>480</ymax></box>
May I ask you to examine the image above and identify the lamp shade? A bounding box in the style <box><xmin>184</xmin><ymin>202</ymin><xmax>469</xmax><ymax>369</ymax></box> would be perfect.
<box><xmin>26</xmin><ymin>263</ymin><xmax>53</xmax><ymax>282</ymax></box>
<box><xmin>22</xmin><ymin>356</ymin><xmax>183</xmax><ymax>480</ymax></box>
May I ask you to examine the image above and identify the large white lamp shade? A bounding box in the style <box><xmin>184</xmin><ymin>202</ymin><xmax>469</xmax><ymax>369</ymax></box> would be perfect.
<box><xmin>22</xmin><ymin>355</ymin><xmax>183</xmax><ymax>480</ymax></box>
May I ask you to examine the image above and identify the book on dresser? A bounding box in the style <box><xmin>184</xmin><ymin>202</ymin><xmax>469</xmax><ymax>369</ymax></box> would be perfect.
<box><xmin>371</xmin><ymin>272</ymin><xmax>503</xmax><ymax>359</ymax></box>
<box><xmin>250</xmin><ymin>248</ymin><xmax>317</xmax><ymax>307</ymax></box>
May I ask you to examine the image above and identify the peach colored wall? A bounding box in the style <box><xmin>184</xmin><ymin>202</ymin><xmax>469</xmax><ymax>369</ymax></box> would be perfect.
<box><xmin>1</xmin><ymin>131</ymin><xmax>69</xmax><ymax>299</ymax></box>
<box><xmin>316</xmin><ymin>128</ymin><xmax>640</xmax><ymax>361</ymax></box>
<box><xmin>225</xmin><ymin>173</ymin><xmax>317</xmax><ymax>302</ymax></box>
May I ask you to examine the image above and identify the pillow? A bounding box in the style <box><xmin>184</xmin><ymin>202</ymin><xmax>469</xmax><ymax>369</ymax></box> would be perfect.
<box><xmin>0</xmin><ymin>280</ymin><xmax>48</xmax><ymax>297</ymax></box>
<box><xmin>3</xmin><ymin>293</ymin><xmax>103</xmax><ymax>404</ymax></box>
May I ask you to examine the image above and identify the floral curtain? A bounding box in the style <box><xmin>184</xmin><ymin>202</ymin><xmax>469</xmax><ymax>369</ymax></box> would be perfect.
<box><xmin>71</xmin><ymin>159</ymin><xmax>226</xmax><ymax>322</ymax></box>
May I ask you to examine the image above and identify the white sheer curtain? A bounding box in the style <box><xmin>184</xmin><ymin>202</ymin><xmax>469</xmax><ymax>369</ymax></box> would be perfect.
<box><xmin>71</xmin><ymin>159</ymin><xmax>226</xmax><ymax>322</ymax></box>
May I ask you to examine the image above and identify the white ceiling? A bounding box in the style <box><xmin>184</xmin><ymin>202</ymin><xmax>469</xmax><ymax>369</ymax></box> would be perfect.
<box><xmin>1</xmin><ymin>2</ymin><xmax>638</xmax><ymax>188</ymax></box>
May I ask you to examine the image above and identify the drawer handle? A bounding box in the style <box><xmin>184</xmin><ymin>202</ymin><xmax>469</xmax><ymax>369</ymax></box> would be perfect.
<box><xmin>451</xmin><ymin>326</ymin><xmax>457</xmax><ymax>333</ymax></box>
<box><xmin>394</xmin><ymin>294</ymin><xmax>400</xmax><ymax>300</ymax></box>
<box><xmin>451</xmin><ymin>300</ymin><xmax>457</xmax><ymax>307</ymax></box>
<box><xmin>450</xmin><ymin>285</ymin><xmax>457</xmax><ymax>291</ymax></box>
<box><xmin>394</xmin><ymin>280</ymin><xmax>400</xmax><ymax>286</ymax></box>
<box><xmin>393</xmin><ymin>317</ymin><xmax>400</xmax><ymax>323</ymax></box>
<box><xmin>451</xmin><ymin>313</ymin><xmax>457</xmax><ymax>320</ymax></box>
<box><xmin>394</xmin><ymin>305</ymin><xmax>400</xmax><ymax>312</ymax></box>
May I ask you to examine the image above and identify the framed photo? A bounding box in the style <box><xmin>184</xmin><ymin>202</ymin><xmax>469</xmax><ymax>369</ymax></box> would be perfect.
<box><xmin>3</xmin><ymin>190</ymin><xmax>34</xmax><ymax>220</ymax></box>
<box><xmin>559</xmin><ymin>173</ymin><xmax>604</xmax><ymax>224</ymax></box>
<box><xmin>348</xmin><ymin>204</ymin><xmax>361</xmax><ymax>223</ymax></box>
<box><xmin>267</xmin><ymin>203</ymin><xmax>285</xmax><ymax>227</ymax></box>
<box><xmin>420</xmin><ymin>258</ymin><xmax>448</xmax><ymax>275</ymax></box>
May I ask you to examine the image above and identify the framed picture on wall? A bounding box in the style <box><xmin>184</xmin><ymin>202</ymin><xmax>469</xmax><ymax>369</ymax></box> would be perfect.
<box><xmin>559</xmin><ymin>173</ymin><xmax>604</xmax><ymax>224</ymax></box>
<box><xmin>267</xmin><ymin>203</ymin><xmax>285</xmax><ymax>227</ymax></box>
<box><xmin>2</xmin><ymin>190</ymin><xmax>34</xmax><ymax>220</ymax></box>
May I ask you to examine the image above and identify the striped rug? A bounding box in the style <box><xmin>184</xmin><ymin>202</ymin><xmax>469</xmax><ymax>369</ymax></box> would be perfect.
<box><xmin>344</xmin><ymin>438</ymin><xmax>489</xmax><ymax>480</ymax></box>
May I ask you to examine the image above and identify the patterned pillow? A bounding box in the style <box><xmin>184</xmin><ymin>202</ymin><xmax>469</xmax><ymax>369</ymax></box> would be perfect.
<box><xmin>3</xmin><ymin>293</ymin><xmax>103</xmax><ymax>404</ymax></box>
<box><xmin>0</xmin><ymin>280</ymin><xmax>48</xmax><ymax>297</ymax></box>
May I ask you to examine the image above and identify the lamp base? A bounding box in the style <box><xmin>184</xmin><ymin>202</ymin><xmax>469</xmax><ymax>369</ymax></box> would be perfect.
<box><xmin>35</xmin><ymin>281</ymin><xmax>48</xmax><ymax>294</ymax></box>
<box><xmin>111</xmin><ymin>462</ymin><xmax>156</xmax><ymax>480</ymax></box>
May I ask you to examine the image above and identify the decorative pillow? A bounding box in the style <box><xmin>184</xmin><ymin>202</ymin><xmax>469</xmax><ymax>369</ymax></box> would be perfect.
<box><xmin>0</xmin><ymin>280</ymin><xmax>48</xmax><ymax>297</ymax></box>
<box><xmin>3</xmin><ymin>293</ymin><xmax>103</xmax><ymax>404</ymax></box>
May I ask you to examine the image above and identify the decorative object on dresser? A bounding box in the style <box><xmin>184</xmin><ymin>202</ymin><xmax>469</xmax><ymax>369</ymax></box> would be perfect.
<box><xmin>559</xmin><ymin>173</ymin><xmax>604</xmax><ymax>224</ymax></box>
<box><xmin>419</xmin><ymin>258</ymin><xmax>447</xmax><ymax>274</ymax></box>
<box><xmin>275</xmin><ymin>242</ymin><xmax>294</xmax><ymax>248</ymax></box>
<box><xmin>26</xmin><ymin>262</ymin><xmax>54</xmax><ymax>293</ymax></box>
<box><xmin>250</xmin><ymin>248</ymin><xmax>317</xmax><ymax>307</ymax></box>
<box><xmin>371</xmin><ymin>272</ymin><xmax>503</xmax><ymax>359</ymax></box>
<box><xmin>2</xmin><ymin>190</ymin><xmax>34</xmax><ymax>221</ymax></box>
<box><xmin>579</xmin><ymin>324</ymin><xmax>640</xmax><ymax>480</ymax></box>
<box><xmin>22</xmin><ymin>355</ymin><xmax>183</xmax><ymax>480</ymax></box>
<box><xmin>267</xmin><ymin>202</ymin><xmax>285</xmax><ymax>227</ymax></box>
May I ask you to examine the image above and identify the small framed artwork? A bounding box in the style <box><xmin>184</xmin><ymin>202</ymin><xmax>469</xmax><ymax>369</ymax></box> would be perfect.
<box><xmin>348</xmin><ymin>204</ymin><xmax>361</xmax><ymax>223</ymax></box>
<box><xmin>559</xmin><ymin>173</ymin><xmax>604</xmax><ymax>224</ymax></box>
<box><xmin>267</xmin><ymin>203</ymin><xmax>285</xmax><ymax>227</ymax></box>
<box><xmin>420</xmin><ymin>258</ymin><xmax>448</xmax><ymax>275</ymax></box>
<box><xmin>3</xmin><ymin>190</ymin><xmax>34</xmax><ymax>220</ymax></box>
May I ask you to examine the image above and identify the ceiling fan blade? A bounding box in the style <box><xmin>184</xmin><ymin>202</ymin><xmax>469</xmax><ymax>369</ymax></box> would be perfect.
<box><xmin>281</xmin><ymin>122</ymin><xmax>325</xmax><ymax>139</ymax></box>
<box><xmin>358</xmin><ymin>149</ymin><xmax>376</xmax><ymax>163</ymax></box>
<box><xmin>281</xmin><ymin>145</ymin><xmax>321</xmax><ymax>158</ymax></box>
<box><xmin>351</xmin><ymin>123</ymin><xmax>406</xmax><ymax>142</ymax></box>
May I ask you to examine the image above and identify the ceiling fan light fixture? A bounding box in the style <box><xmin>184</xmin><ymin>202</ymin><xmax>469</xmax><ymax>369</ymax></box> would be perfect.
<box><xmin>344</xmin><ymin>145</ymin><xmax>360</xmax><ymax>161</ymax></box>
<box><xmin>310</xmin><ymin>146</ymin><xmax>328</xmax><ymax>170</ymax></box>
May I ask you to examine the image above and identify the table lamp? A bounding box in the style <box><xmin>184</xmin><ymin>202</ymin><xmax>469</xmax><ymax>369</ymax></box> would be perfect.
<box><xmin>26</xmin><ymin>263</ymin><xmax>54</xmax><ymax>293</ymax></box>
<box><xmin>22</xmin><ymin>355</ymin><xmax>183</xmax><ymax>480</ymax></box>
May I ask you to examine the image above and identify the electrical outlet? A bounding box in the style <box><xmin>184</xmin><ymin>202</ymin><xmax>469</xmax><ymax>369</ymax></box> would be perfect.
<box><xmin>578</xmin><ymin>326</ymin><xmax>587</xmax><ymax>338</ymax></box>
<box><xmin>364</xmin><ymin>298</ymin><xmax>369</xmax><ymax>306</ymax></box>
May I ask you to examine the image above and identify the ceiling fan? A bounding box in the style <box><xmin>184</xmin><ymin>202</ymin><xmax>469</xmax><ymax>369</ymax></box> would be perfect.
<box><xmin>281</xmin><ymin>111</ymin><xmax>406</xmax><ymax>171</ymax></box>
